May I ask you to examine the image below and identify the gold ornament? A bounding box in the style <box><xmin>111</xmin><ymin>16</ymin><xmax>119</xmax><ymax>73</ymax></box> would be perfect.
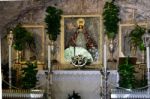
<box><xmin>77</xmin><ymin>18</ymin><xmax>85</xmax><ymax>27</ymax></box>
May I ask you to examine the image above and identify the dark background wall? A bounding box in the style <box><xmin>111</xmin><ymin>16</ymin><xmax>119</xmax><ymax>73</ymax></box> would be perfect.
<box><xmin>1</xmin><ymin>0</ymin><xmax>150</xmax><ymax>64</ymax></box>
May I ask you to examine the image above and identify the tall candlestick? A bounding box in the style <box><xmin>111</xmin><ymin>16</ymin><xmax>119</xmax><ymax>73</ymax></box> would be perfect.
<box><xmin>48</xmin><ymin>44</ymin><xmax>52</xmax><ymax>99</ymax></box>
<box><xmin>100</xmin><ymin>74</ymin><xmax>103</xmax><ymax>99</ymax></box>
<box><xmin>103</xmin><ymin>41</ymin><xmax>108</xmax><ymax>99</ymax></box>
<box><xmin>7</xmin><ymin>31</ymin><xmax>13</xmax><ymax>89</ymax></box>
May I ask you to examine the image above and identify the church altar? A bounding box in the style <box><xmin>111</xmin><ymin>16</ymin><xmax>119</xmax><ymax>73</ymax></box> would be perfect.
<box><xmin>37</xmin><ymin>70</ymin><xmax>119</xmax><ymax>99</ymax></box>
<box><xmin>52</xmin><ymin>70</ymin><xmax>101</xmax><ymax>99</ymax></box>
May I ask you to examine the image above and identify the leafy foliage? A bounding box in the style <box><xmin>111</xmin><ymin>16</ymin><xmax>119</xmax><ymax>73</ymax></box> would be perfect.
<box><xmin>129</xmin><ymin>25</ymin><xmax>146</xmax><ymax>51</ymax></box>
<box><xmin>118</xmin><ymin>57</ymin><xmax>136</xmax><ymax>89</ymax></box>
<box><xmin>102</xmin><ymin>1</ymin><xmax>120</xmax><ymax>39</ymax></box>
<box><xmin>45</xmin><ymin>6</ymin><xmax>63</xmax><ymax>41</ymax></box>
<box><xmin>21</xmin><ymin>62</ymin><xmax>37</xmax><ymax>89</ymax></box>
<box><xmin>13</xmin><ymin>24</ymin><xmax>35</xmax><ymax>51</ymax></box>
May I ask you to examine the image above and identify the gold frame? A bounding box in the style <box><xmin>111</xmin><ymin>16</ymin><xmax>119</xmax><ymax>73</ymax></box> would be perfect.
<box><xmin>22</xmin><ymin>24</ymin><xmax>45</xmax><ymax>63</ymax></box>
<box><xmin>60</xmin><ymin>15</ymin><xmax>103</xmax><ymax>65</ymax></box>
<box><xmin>119</xmin><ymin>22</ymin><xmax>148</xmax><ymax>57</ymax></box>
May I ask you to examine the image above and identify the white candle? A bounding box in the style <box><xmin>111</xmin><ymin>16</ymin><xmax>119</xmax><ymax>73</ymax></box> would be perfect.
<box><xmin>100</xmin><ymin>73</ymin><xmax>103</xmax><ymax>87</ymax></box>
<box><xmin>100</xmin><ymin>74</ymin><xmax>103</xmax><ymax>99</ymax></box>
<box><xmin>146</xmin><ymin>47</ymin><xmax>150</xmax><ymax>87</ymax></box>
<box><xmin>48</xmin><ymin>45</ymin><xmax>51</xmax><ymax>72</ymax></box>
<box><xmin>9</xmin><ymin>45</ymin><xmax>12</xmax><ymax>89</ymax></box>
<box><xmin>146</xmin><ymin>47</ymin><xmax>150</xmax><ymax>68</ymax></box>
<box><xmin>104</xmin><ymin>41</ymin><xmax>107</xmax><ymax>72</ymax></box>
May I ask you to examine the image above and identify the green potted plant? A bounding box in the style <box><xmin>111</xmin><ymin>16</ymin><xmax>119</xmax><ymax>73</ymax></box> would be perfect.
<box><xmin>44</xmin><ymin>6</ymin><xmax>63</xmax><ymax>62</ymax></box>
<box><xmin>102</xmin><ymin>1</ymin><xmax>120</xmax><ymax>39</ymax></box>
<box><xmin>102</xmin><ymin>1</ymin><xmax>120</xmax><ymax>61</ymax></box>
<box><xmin>12</xmin><ymin>24</ymin><xmax>35</xmax><ymax>62</ymax></box>
<box><xmin>118</xmin><ymin>57</ymin><xmax>136</xmax><ymax>89</ymax></box>
<box><xmin>21</xmin><ymin>62</ymin><xmax>37</xmax><ymax>89</ymax></box>
<box><xmin>129</xmin><ymin>25</ymin><xmax>146</xmax><ymax>56</ymax></box>
<box><xmin>45</xmin><ymin>6</ymin><xmax>63</xmax><ymax>41</ymax></box>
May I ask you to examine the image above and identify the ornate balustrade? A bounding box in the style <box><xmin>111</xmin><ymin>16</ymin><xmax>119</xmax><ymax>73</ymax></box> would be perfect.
<box><xmin>111</xmin><ymin>88</ymin><xmax>150</xmax><ymax>99</ymax></box>
<box><xmin>2</xmin><ymin>89</ymin><xmax>45</xmax><ymax>99</ymax></box>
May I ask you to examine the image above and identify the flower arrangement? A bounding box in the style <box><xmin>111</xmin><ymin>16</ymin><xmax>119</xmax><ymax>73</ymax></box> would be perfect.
<box><xmin>71</xmin><ymin>55</ymin><xmax>87</xmax><ymax>67</ymax></box>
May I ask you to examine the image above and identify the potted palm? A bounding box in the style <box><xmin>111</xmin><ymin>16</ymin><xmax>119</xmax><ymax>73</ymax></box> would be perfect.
<box><xmin>118</xmin><ymin>57</ymin><xmax>136</xmax><ymax>89</ymax></box>
<box><xmin>12</xmin><ymin>24</ymin><xmax>35</xmax><ymax>63</ymax></box>
<box><xmin>102</xmin><ymin>1</ymin><xmax>120</xmax><ymax>61</ymax></box>
<box><xmin>129</xmin><ymin>25</ymin><xmax>146</xmax><ymax>57</ymax></box>
<box><xmin>45</xmin><ymin>6</ymin><xmax>63</xmax><ymax>63</ymax></box>
<box><xmin>21</xmin><ymin>62</ymin><xmax>37</xmax><ymax>89</ymax></box>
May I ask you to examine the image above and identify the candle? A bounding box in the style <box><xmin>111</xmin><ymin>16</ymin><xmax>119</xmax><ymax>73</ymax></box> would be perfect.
<box><xmin>48</xmin><ymin>45</ymin><xmax>51</xmax><ymax>72</ymax></box>
<box><xmin>100</xmin><ymin>72</ymin><xmax>103</xmax><ymax>87</ymax></box>
<box><xmin>100</xmin><ymin>74</ymin><xmax>103</xmax><ymax>99</ymax></box>
<box><xmin>104</xmin><ymin>41</ymin><xmax>107</xmax><ymax>72</ymax></box>
<box><xmin>146</xmin><ymin>47</ymin><xmax>150</xmax><ymax>87</ymax></box>
<box><xmin>8</xmin><ymin>44</ymin><xmax>12</xmax><ymax>89</ymax></box>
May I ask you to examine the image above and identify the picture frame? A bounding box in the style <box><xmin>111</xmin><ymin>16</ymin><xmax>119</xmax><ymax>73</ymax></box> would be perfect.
<box><xmin>60</xmin><ymin>15</ymin><xmax>103</xmax><ymax>65</ymax></box>
<box><xmin>118</xmin><ymin>22</ymin><xmax>148</xmax><ymax>62</ymax></box>
<box><xmin>22</xmin><ymin>24</ymin><xmax>45</xmax><ymax>62</ymax></box>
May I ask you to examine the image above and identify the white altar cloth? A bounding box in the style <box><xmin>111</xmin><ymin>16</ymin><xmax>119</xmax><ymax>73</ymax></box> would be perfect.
<box><xmin>52</xmin><ymin>70</ymin><xmax>118</xmax><ymax>99</ymax></box>
<box><xmin>53</xmin><ymin>70</ymin><xmax>100</xmax><ymax>75</ymax></box>
<box><xmin>36</xmin><ymin>70</ymin><xmax>118</xmax><ymax>99</ymax></box>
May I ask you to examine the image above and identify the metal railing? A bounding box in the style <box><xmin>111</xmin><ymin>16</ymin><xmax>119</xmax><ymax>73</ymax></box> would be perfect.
<box><xmin>3</xmin><ymin>89</ymin><xmax>45</xmax><ymax>99</ymax></box>
<box><xmin>111</xmin><ymin>88</ymin><xmax>150</xmax><ymax>99</ymax></box>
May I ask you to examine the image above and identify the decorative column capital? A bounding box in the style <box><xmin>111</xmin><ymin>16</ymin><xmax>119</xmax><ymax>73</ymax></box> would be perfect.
<box><xmin>7</xmin><ymin>31</ymin><xmax>13</xmax><ymax>46</ymax></box>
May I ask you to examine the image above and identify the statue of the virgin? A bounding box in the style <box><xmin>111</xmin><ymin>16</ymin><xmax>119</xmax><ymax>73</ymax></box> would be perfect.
<box><xmin>67</xmin><ymin>18</ymin><xmax>97</xmax><ymax>49</ymax></box>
